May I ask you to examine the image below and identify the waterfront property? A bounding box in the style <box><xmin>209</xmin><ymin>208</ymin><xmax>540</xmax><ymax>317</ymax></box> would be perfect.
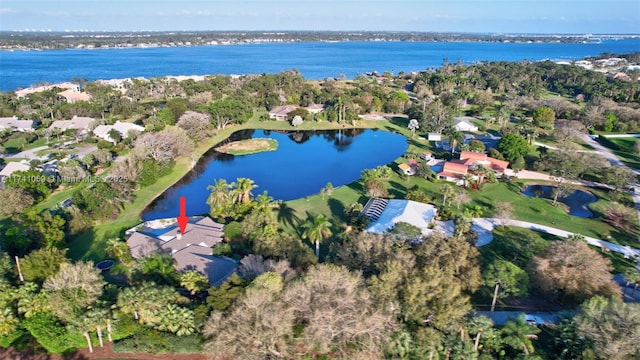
<box><xmin>268</xmin><ymin>105</ymin><xmax>298</xmax><ymax>121</ymax></box>
<box><xmin>126</xmin><ymin>216</ymin><xmax>238</xmax><ymax>285</ymax></box>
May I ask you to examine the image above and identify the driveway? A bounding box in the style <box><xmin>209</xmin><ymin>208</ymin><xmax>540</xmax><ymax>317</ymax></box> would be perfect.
<box><xmin>1</xmin><ymin>145</ymin><xmax>49</xmax><ymax>160</ymax></box>
<box><xmin>472</xmin><ymin>217</ymin><xmax>640</xmax><ymax>259</ymax></box>
<box><xmin>475</xmin><ymin>311</ymin><xmax>563</xmax><ymax>326</ymax></box>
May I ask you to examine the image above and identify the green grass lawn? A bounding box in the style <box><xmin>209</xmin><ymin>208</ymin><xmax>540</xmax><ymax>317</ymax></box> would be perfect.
<box><xmin>597</xmin><ymin>136</ymin><xmax>640</xmax><ymax>170</ymax></box>
<box><xmin>61</xmin><ymin>116</ymin><xmax>637</xmax><ymax>261</ymax></box>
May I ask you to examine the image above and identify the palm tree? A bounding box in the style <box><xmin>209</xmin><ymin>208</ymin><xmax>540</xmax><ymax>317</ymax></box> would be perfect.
<box><xmin>207</xmin><ymin>179</ymin><xmax>232</xmax><ymax>215</ymax></box>
<box><xmin>474</xmin><ymin>164</ymin><xmax>488</xmax><ymax>187</ymax></box>
<box><xmin>444</xmin><ymin>127</ymin><xmax>463</xmax><ymax>155</ymax></box>
<box><xmin>301</xmin><ymin>214</ymin><xmax>333</xmax><ymax>258</ymax></box>
<box><xmin>253</xmin><ymin>191</ymin><xmax>275</xmax><ymax>213</ymax></box>
<box><xmin>117</xmin><ymin>283</ymin><xmax>186</xmax><ymax>324</ymax></box>
<box><xmin>105</xmin><ymin>238</ymin><xmax>133</xmax><ymax>266</ymax></box>
<box><xmin>155</xmin><ymin>304</ymin><xmax>196</xmax><ymax>336</ymax></box>
<box><xmin>179</xmin><ymin>270</ymin><xmax>209</xmax><ymax>296</ymax></box>
<box><xmin>468</xmin><ymin>315</ymin><xmax>494</xmax><ymax>352</ymax></box>
<box><xmin>462</xmin><ymin>174</ymin><xmax>475</xmax><ymax>189</ymax></box>
<box><xmin>441</xmin><ymin>184</ymin><xmax>454</xmax><ymax>208</ymax></box>
<box><xmin>502</xmin><ymin>314</ymin><xmax>540</xmax><ymax>356</ymax></box>
<box><xmin>232</xmin><ymin>177</ymin><xmax>258</xmax><ymax>204</ymax></box>
<box><xmin>141</xmin><ymin>253</ymin><xmax>178</xmax><ymax>286</ymax></box>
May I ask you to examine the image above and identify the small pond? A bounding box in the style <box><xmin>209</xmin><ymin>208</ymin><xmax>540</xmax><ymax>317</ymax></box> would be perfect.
<box><xmin>521</xmin><ymin>184</ymin><xmax>597</xmax><ymax>218</ymax></box>
<box><xmin>143</xmin><ymin>128</ymin><xmax>407</xmax><ymax>220</ymax></box>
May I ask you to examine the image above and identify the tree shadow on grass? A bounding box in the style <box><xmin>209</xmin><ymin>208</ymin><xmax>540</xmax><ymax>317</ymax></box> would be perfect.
<box><xmin>327</xmin><ymin>198</ymin><xmax>346</xmax><ymax>223</ymax></box>
<box><xmin>276</xmin><ymin>202</ymin><xmax>301</xmax><ymax>230</ymax></box>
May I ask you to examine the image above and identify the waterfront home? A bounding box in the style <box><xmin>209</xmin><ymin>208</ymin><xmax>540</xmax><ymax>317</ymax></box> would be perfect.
<box><xmin>93</xmin><ymin>121</ymin><xmax>145</xmax><ymax>143</ymax></box>
<box><xmin>126</xmin><ymin>216</ymin><xmax>238</xmax><ymax>285</ymax></box>
<box><xmin>15</xmin><ymin>82</ymin><xmax>79</xmax><ymax>98</ymax></box>
<box><xmin>268</xmin><ymin>105</ymin><xmax>298</xmax><ymax>121</ymax></box>
<box><xmin>58</xmin><ymin>89</ymin><xmax>92</xmax><ymax>103</ymax></box>
<box><xmin>0</xmin><ymin>116</ymin><xmax>35</xmax><ymax>132</ymax></box>
<box><xmin>305</xmin><ymin>104</ymin><xmax>325</xmax><ymax>114</ymax></box>
<box><xmin>398</xmin><ymin>163</ymin><xmax>416</xmax><ymax>176</ymax></box>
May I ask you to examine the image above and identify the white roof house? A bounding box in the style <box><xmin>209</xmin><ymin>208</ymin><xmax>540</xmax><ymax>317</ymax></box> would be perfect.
<box><xmin>0</xmin><ymin>117</ymin><xmax>35</xmax><ymax>132</ymax></box>
<box><xmin>58</xmin><ymin>89</ymin><xmax>92</xmax><ymax>103</ymax></box>
<box><xmin>0</xmin><ymin>162</ymin><xmax>32</xmax><ymax>181</ymax></box>
<box><xmin>363</xmin><ymin>199</ymin><xmax>438</xmax><ymax>236</ymax></box>
<box><xmin>50</xmin><ymin>116</ymin><xmax>96</xmax><ymax>133</ymax></box>
<box><xmin>453</xmin><ymin>117</ymin><xmax>479</xmax><ymax>132</ymax></box>
<box><xmin>93</xmin><ymin>121</ymin><xmax>145</xmax><ymax>143</ymax></box>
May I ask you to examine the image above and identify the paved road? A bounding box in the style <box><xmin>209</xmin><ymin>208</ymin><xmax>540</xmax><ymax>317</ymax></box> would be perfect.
<box><xmin>472</xmin><ymin>218</ymin><xmax>640</xmax><ymax>259</ymax></box>
<box><xmin>0</xmin><ymin>145</ymin><xmax>49</xmax><ymax>160</ymax></box>
<box><xmin>534</xmin><ymin>141</ymin><xmax>598</xmax><ymax>154</ymax></box>
<box><xmin>476</xmin><ymin>311</ymin><xmax>563</xmax><ymax>326</ymax></box>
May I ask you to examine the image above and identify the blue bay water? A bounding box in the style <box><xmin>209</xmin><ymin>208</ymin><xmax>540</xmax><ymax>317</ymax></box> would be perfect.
<box><xmin>1</xmin><ymin>39</ymin><xmax>639</xmax><ymax>91</ymax></box>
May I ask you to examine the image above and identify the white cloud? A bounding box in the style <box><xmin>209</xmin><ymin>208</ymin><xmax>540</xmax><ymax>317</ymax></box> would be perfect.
<box><xmin>0</xmin><ymin>7</ymin><xmax>17</xmax><ymax>14</ymax></box>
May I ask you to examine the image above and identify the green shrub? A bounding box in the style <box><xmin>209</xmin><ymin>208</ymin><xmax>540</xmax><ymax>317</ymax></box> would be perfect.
<box><xmin>137</xmin><ymin>160</ymin><xmax>174</xmax><ymax>187</ymax></box>
<box><xmin>0</xmin><ymin>328</ymin><xmax>26</xmax><ymax>348</ymax></box>
<box><xmin>223</xmin><ymin>221</ymin><xmax>242</xmax><ymax>240</ymax></box>
<box><xmin>211</xmin><ymin>243</ymin><xmax>232</xmax><ymax>256</ymax></box>
<box><xmin>22</xmin><ymin>312</ymin><xmax>85</xmax><ymax>354</ymax></box>
<box><xmin>112</xmin><ymin>329</ymin><xmax>202</xmax><ymax>354</ymax></box>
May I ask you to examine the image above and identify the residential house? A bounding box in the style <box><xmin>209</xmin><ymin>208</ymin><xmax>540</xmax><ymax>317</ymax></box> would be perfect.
<box><xmin>58</xmin><ymin>89</ymin><xmax>92</xmax><ymax>103</ymax></box>
<box><xmin>0</xmin><ymin>162</ymin><xmax>32</xmax><ymax>183</ymax></box>
<box><xmin>437</xmin><ymin>161</ymin><xmax>469</xmax><ymax>185</ymax></box>
<box><xmin>459</xmin><ymin>150</ymin><xmax>509</xmax><ymax>174</ymax></box>
<box><xmin>93</xmin><ymin>121</ymin><xmax>145</xmax><ymax>143</ymax></box>
<box><xmin>420</xmin><ymin>151</ymin><xmax>433</xmax><ymax>161</ymax></box>
<box><xmin>0</xmin><ymin>116</ymin><xmax>35</xmax><ymax>132</ymax></box>
<box><xmin>399</xmin><ymin>163</ymin><xmax>416</xmax><ymax>176</ymax></box>
<box><xmin>268</xmin><ymin>105</ymin><xmax>298</xmax><ymax>121</ymax></box>
<box><xmin>50</xmin><ymin>116</ymin><xmax>96</xmax><ymax>134</ymax></box>
<box><xmin>126</xmin><ymin>216</ymin><xmax>238</xmax><ymax>285</ymax></box>
<box><xmin>305</xmin><ymin>104</ymin><xmax>325</xmax><ymax>114</ymax></box>
<box><xmin>15</xmin><ymin>82</ymin><xmax>79</xmax><ymax>98</ymax></box>
<box><xmin>363</xmin><ymin>198</ymin><xmax>439</xmax><ymax>238</ymax></box>
<box><xmin>453</xmin><ymin>117</ymin><xmax>479</xmax><ymax>132</ymax></box>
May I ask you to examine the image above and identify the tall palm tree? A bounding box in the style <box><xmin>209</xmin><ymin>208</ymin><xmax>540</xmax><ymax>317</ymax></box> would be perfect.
<box><xmin>468</xmin><ymin>315</ymin><xmax>494</xmax><ymax>352</ymax></box>
<box><xmin>254</xmin><ymin>191</ymin><xmax>275</xmax><ymax>213</ymax></box>
<box><xmin>117</xmin><ymin>283</ymin><xmax>186</xmax><ymax>324</ymax></box>
<box><xmin>232</xmin><ymin>177</ymin><xmax>258</xmax><ymax>204</ymax></box>
<box><xmin>301</xmin><ymin>214</ymin><xmax>333</xmax><ymax>258</ymax></box>
<box><xmin>207</xmin><ymin>179</ymin><xmax>232</xmax><ymax>215</ymax></box>
<box><xmin>502</xmin><ymin>314</ymin><xmax>540</xmax><ymax>356</ymax></box>
<box><xmin>441</xmin><ymin>184</ymin><xmax>454</xmax><ymax>208</ymax></box>
<box><xmin>444</xmin><ymin>127</ymin><xmax>463</xmax><ymax>155</ymax></box>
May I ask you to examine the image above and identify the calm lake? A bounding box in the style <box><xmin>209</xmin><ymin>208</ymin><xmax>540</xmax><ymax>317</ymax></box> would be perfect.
<box><xmin>2</xmin><ymin>39</ymin><xmax>639</xmax><ymax>91</ymax></box>
<box><xmin>142</xmin><ymin>128</ymin><xmax>407</xmax><ymax>220</ymax></box>
<box><xmin>521</xmin><ymin>184</ymin><xmax>597</xmax><ymax>218</ymax></box>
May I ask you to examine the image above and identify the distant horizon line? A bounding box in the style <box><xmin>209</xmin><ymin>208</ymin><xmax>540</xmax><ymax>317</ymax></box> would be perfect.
<box><xmin>1</xmin><ymin>30</ymin><xmax>639</xmax><ymax>36</ymax></box>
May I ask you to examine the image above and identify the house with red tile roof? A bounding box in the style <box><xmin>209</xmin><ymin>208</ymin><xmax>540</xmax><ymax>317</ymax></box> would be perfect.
<box><xmin>58</xmin><ymin>89</ymin><xmax>92</xmax><ymax>103</ymax></box>
<box><xmin>126</xmin><ymin>216</ymin><xmax>237</xmax><ymax>285</ymax></box>
<box><xmin>437</xmin><ymin>161</ymin><xmax>469</xmax><ymax>185</ymax></box>
<box><xmin>459</xmin><ymin>150</ymin><xmax>509</xmax><ymax>174</ymax></box>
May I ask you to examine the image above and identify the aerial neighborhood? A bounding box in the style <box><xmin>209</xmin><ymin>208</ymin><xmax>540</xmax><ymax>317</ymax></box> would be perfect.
<box><xmin>0</xmin><ymin>43</ymin><xmax>640</xmax><ymax>359</ymax></box>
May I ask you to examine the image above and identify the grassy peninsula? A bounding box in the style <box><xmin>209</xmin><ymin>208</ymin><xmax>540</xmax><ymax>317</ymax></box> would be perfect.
<box><xmin>215</xmin><ymin>138</ymin><xmax>278</xmax><ymax>155</ymax></box>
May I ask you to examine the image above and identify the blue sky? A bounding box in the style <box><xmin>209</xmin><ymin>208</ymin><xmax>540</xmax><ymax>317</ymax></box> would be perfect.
<box><xmin>1</xmin><ymin>0</ymin><xmax>639</xmax><ymax>34</ymax></box>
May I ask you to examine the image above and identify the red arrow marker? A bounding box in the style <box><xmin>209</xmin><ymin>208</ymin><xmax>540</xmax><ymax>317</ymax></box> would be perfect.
<box><xmin>177</xmin><ymin>196</ymin><xmax>188</xmax><ymax>234</ymax></box>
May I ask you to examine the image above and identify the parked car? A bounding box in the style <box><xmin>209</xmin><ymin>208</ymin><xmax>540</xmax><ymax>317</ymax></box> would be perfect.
<box><xmin>524</xmin><ymin>314</ymin><xmax>544</xmax><ymax>326</ymax></box>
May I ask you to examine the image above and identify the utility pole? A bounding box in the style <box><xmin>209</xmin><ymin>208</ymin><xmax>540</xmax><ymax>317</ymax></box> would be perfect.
<box><xmin>15</xmin><ymin>256</ymin><xmax>24</xmax><ymax>282</ymax></box>
<box><xmin>490</xmin><ymin>282</ymin><xmax>500</xmax><ymax>312</ymax></box>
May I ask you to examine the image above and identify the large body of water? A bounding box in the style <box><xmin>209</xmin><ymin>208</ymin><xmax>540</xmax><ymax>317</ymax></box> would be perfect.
<box><xmin>142</xmin><ymin>129</ymin><xmax>407</xmax><ymax>220</ymax></box>
<box><xmin>1</xmin><ymin>39</ymin><xmax>639</xmax><ymax>91</ymax></box>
